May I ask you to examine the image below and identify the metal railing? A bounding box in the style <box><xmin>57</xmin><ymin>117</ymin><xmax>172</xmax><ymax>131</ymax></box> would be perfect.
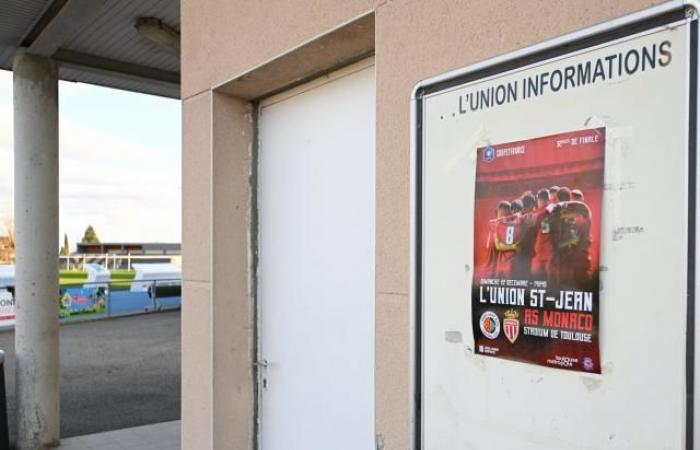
<box><xmin>0</xmin><ymin>278</ymin><xmax>181</xmax><ymax>331</ymax></box>
<box><xmin>59</xmin><ymin>254</ymin><xmax>181</xmax><ymax>271</ymax></box>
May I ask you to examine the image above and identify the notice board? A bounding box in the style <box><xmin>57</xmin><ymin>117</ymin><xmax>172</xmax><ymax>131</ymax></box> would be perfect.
<box><xmin>414</xmin><ymin>5</ymin><xmax>699</xmax><ymax>449</ymax></box>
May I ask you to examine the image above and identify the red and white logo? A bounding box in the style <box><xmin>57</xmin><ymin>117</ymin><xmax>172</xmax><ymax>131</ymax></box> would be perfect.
<box><xmin>503</xmin><ymin>309</ymin><xmax>520</xmax><ymax>344</ymax></box>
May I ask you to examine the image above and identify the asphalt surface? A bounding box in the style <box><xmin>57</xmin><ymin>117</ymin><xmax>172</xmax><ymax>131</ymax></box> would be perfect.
<box><xmin>0</xmin><ymin>310</ymin><xmax>181</xmax><ymax>444</ymax></box>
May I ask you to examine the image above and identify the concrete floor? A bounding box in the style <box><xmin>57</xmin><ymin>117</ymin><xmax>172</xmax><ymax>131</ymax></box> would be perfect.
<box><xmin>0</xmin><ymin>310</ymin><xmax>181</xmax><ymax>445</ymax></box>
<box><xmin>58</xmin><ymin>420</ymin><xmax>180</xmax><ymax>450</ymax></box>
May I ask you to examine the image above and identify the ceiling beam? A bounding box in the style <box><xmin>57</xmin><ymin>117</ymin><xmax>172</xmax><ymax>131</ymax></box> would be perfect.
<box><xmin>14</xmin><ymin>0</ymin><xmax>181</xmax><ymax>98</ymax></box>
<box><xmin>23</xmin><ymin>0</ymin><xmax>108</xmax><ymax>57</ymax></box>
<box><xmin>20</xmin><ymin>0</ymin><xmax>68</xmax><ymax>47</ymax></box>
<box><xmin>53</xmin><ymin>49</ymin><xmax>180</xmax><ymax>91</ymax></box>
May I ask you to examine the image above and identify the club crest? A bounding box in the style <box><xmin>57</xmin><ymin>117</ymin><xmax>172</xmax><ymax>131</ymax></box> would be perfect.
<box><xmin>503</xmin><ymin>309</ymin><xmax>520</xmax><ymax>344</ymax></box>
<box><xmin>479</xmin><ymin>311</ymin><xmax>500</xmax><ymax>339</ymax></box>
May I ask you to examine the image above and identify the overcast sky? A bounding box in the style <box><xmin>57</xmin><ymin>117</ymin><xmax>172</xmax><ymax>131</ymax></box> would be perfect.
<box><xmin>0</xmin><ymin>69</ymin><xmax>181</xmax><ymax>248</ymax></box>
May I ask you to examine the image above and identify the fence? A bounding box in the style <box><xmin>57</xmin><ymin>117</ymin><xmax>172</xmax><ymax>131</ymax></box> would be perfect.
<box><xmin>0</xmin><ymin>278</ymin><xmax>182</xmax><ymax>329</ymax></box>
<box><xmin>59</xmin><ymin>254</ymin><xmax>181</xmax><ymax>271</ymax></box>
<box><xmin>60</xmin><ymin>278</ymin><xmax>182</xmax><ymax>320</ymax></box>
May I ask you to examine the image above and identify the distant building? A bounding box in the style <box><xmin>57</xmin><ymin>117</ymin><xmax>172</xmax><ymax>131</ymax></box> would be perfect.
<box><xmin>75</xmin><ymin>242</ymin><xmax>180</xmax><ymax>256</ymax></box>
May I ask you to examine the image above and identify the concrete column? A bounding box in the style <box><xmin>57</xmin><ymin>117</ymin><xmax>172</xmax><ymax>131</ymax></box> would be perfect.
<box><xmin>13</xmin><ymin>51</ymin><xmax>60</xmax><ymax>450</ymax></box>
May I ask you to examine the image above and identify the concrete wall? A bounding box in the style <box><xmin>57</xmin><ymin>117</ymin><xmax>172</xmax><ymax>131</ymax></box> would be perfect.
<box><xmin>181</xmin><ymin>1</ymin><xmax>664</xmax><ymax>448</ymax></box>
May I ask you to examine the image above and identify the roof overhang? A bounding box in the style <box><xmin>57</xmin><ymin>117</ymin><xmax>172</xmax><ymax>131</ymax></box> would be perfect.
<box><xmin>0</xmin><ymin>0</ymin><xmax>180</xmax><ymax>98</ymax></box>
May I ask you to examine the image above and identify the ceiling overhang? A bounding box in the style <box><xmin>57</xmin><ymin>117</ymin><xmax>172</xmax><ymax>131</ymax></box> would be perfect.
<box><xmin>0</xmin><ymin>0</ymin><xmax>180</xmax><ymax>98</ymax></box>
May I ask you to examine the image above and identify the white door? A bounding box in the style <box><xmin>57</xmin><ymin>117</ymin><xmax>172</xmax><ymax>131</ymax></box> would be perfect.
<box><xmin>258</xmin><ymin>60</ymin><xmax>375</xmax><ymax>450</ymax></box>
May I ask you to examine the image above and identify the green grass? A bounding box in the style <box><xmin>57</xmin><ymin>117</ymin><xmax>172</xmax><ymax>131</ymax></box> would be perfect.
<box><xmin>59</xmin><ymin>270</ymin><xmax>136</xmax><ymax>287</ymax></box>
<box><xmin>109</xmin><ymin>270</ymin><xmax>136</xmax><ymax>291</ymax></box>
<box><xmin>59</xmin><ymin>271</ymin><xmax>87</xmax><ymax>285</ymax></box>
<box><xmin>110</xmin><ymin>270</ymin><xmax>136</xmax><ymax>281</ymax></box>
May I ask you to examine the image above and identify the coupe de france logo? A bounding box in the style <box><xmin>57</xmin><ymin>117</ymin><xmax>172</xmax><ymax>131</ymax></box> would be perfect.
<box><xmin>484</xmin><ymin>145</ymin><xmax>496</xmax><ymax>162</ymax></box>
<box><xmin>479</xmin><ymin>311</ymin><xmax>500</xmax><ymax>339</ymax></box>
<box><xmin>503</xmin><ymin>309</ymin><xmax>520</xmax><ymax>344</ymax></box>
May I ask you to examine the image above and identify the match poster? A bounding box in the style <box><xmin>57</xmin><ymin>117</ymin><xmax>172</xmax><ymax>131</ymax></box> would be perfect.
<box><xmin>472</xmin><ymin>127</ymin><xmax>604</xmax><ymax>373</ymax></box>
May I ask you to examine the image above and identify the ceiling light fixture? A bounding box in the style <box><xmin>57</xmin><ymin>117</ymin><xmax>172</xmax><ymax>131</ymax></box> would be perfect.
<box><xmin>135</xmin><ymin>17</ymin><xmax>180</xmax><ymax>57</ymax></box>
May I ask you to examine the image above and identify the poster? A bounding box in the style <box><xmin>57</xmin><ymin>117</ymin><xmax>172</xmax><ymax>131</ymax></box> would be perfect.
<box><xmin>472</xmin><ymin>128</ymin><xmax>604</xmax><ymax>372</ymax></box>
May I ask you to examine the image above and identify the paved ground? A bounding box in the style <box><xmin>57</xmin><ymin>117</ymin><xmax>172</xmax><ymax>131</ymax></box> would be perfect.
<box><xmin>58</xmin><ymin>420</ymin><xmax>180</xmax><ymax>450</ymax></box>
<box><xmin>0</xmin><ymin>311</ymin><xmax>181</xmax><ymax>445</ymax></box>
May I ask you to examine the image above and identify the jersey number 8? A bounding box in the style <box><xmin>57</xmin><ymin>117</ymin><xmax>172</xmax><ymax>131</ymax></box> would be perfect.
<box><xmin>505</xmin><ymin>226</ymin><xmax>515</xmax><ymax>245</ymax></box>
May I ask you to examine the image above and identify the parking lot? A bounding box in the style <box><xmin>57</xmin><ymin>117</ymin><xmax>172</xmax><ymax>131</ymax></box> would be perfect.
<box><xmin>0</xmin><ymin>310</ymin><xmax>180</xmax><ymax>443</ymax></box>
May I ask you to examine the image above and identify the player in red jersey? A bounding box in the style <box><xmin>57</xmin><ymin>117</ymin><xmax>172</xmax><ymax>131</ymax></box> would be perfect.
<box><xmin>548</xmin><ymin>186</ymin><xmax>560</xmax><ymax>203</ymax></box>
<box><xmin>484</xmin><ymin>201</ymin><xmax>511</xmax><ymax>277</ymax></box>
<box><xmin>521</xmin><ymin>191</ymin><xmax>536</xmax><ymax>210</ymax></box>
<box><xmin>554</xmin><ymin>187</ymin><xmax>592</xmax><ymax>286</ymax></box>
<box><xmin>493</xmin><ymin>202</ymin><xmax>524</xmax><ymax>279</ymax></box>
<box><xmin>510</xmin><ymin>198</ymin><xmax>523</xmax><ymax>214</ymax></box>
<box><xmin>557</xmin><ymin>187</ymin><xmax>571</xmax><ymax>200</ymax></box>
<box><xmin>531</xmin><ymin>188</ymin><xmax>556</xmax><ymax>282</ymax></box>
<box><xmin>515</xmin><ymin>192</ymin><xmax>538</xmax><ymax>279</ymax></box>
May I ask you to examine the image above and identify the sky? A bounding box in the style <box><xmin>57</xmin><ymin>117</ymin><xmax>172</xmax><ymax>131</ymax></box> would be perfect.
<box><xmin>0</xmin><ymin>69</ymin><xmax>181</xmax><ymax>248</ymax></box>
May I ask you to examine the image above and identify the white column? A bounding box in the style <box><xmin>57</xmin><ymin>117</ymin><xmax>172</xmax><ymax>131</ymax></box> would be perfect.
<box><xmin>13</xmin><ymin>51</ymin><xmax>60</xmax><ymax>450</ymax></box>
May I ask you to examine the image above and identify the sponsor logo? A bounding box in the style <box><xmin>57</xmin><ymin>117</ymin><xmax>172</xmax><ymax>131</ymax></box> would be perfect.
<box><xmin>479</xmin><ymin>311</ymin><xmax>500</xmax><ymax>339</ymax></box>
<box><xmin>582</xmin><ymin>357</ymin><xmax>595</xmax><ymax>372</ymax></box>
<box><xmin>546</xmin><ymin>355</ymin><xmax>579</xmax><ymax>368</ymax></box>
<box><xmin>478</xmin><ymin>345</ymin><xmax>499</xmax><ymax>355</ymax></box>
<box><xmin>503</xmin><ymin>308</ymin><xmax>520</xmax><ymax>344</ymax></box>
<box><xmin>483</xmin><ymin>145</ymin><xmax>496</xmax><ymax>162</ymax></box>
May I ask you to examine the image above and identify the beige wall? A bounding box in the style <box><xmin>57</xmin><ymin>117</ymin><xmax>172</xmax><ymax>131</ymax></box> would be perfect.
<box><xmin>181</xmin><ymin>0</ymin><xmax>376</xmax><ymax>98</ymax></box>
<box><xmin>181</xmin><ymin>1</ymin><xmax>664</xmax><ymax>448</ymax></box>
<box><xmin>181</xmin><ymin>91</ymin><xmax>213</xmax><ymax>449</ymax></box>
<box><xmin>181</xmin><ymin>90</ymin><xmax>256</xmax><ymax>449</ymax></box>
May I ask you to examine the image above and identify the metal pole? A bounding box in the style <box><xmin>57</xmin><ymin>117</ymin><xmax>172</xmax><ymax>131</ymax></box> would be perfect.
<box><xmin>107</xmin><ymin>281</ymin><xmax>112</xmax><ymax>317</ymax></box>
<box><xmin>152</xmin><ymin>280</ymin><xmax>157</xmax><ymax>311</ymax></box>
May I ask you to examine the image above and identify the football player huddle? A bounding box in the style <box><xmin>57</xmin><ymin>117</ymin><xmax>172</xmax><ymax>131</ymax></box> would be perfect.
<box><xmin>486</xmin><ymin>185</ymin><xmax>592</xmax><ymax>287</ymax></box>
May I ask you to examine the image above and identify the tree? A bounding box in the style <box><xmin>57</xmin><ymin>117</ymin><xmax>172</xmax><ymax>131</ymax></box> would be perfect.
<box><xmin>60</xmin><ymin>233</ymin><xmax>70</xmax><ymax>256</ymax></box>
<box><xmin>81</xmin><ymin>225</ymin><xmax>100</xmax><ymax>244</ymax></box>
<box><xmin>0</xmin><ymin>215</ymin><xmax>14</xmax><ymax>263</ymax></box>
<box><xmin>1</xmin><ymin>215</ymin><xmax>14</xmax><ymax>249</ymax></box>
